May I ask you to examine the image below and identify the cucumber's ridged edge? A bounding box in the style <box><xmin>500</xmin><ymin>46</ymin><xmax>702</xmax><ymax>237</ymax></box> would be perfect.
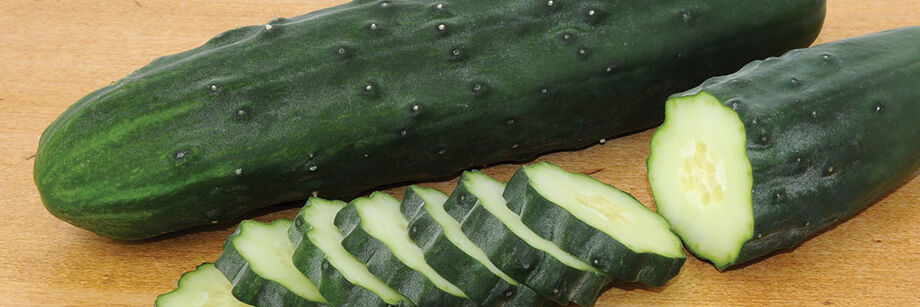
<box><xmin>504</xmin><ymin>165</ymin><xmax>685</xmax><ymax>286</ymax></box>
<box><xmin>289</xmin><ymin>201</ymin><xmax>392</xmax><ymax>307</ymax></box>
<box><xmin>405</xmin><ymin>187</ymin><xmax>506</xmax><ymax>304</ymax></box>
<box><xmin>400</xmin><ymin>186</ymin><xmax>430</xmax><ymax>221</ymax></box>
<box><xmin>294</xmin><ymin>198</ymin><xmax>410</xmax><ymax>307</ymax></box>
<box><xmin>338</xmin><ymin>197</ymin><xmax>472</xmax><ymax>307</ymax></box>
<box><xmin>215</xmin><ymin>220</ymin><xmax>324</xmax><ymax>306</ymax></box>
<box><xmin>215</xmin><ymin>224</ymin><xmax>263</xmax><ymax>304</ymax></box>
<box><xmin>452</xmin><ymin>171</ymin><xmax>612</xmax><ymax>306</ymax></box>
<box><xmin>403</xmin><ymin>186</ymin><xmax>549</xmax><ymax>306</ymax></box>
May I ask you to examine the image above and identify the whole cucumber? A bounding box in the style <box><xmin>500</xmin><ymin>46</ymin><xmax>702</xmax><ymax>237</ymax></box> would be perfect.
<box><xmin>35</xmin><ymin>0</ymin><xmax>826</xmax><ymax>239</ymax></box>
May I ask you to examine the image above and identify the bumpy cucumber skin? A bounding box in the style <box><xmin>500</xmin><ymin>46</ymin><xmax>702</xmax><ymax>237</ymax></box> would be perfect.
<box><xmin>216</xmin><ymin>220</ymin><xmax>324</xmax><ymax>307</ymax></box>
<box><xmin>504</xmin><ymin>165</ymin><xmax>685</xmax><ymax>286</ymax></box>
<box><xmin>673</xmin><ymin>26</ymin><xmax>920</xmax><ymax>268</ymax></box>
<box><xmin>401</xmin><ymin>186</ymin><xmax>549</xmax><ymax>307</ymax></box>
<box><xmin>337</xmin><ymin>201</ymin><xmax>473</xmax><ymax>306</ymax></box>
<box><xmin>289</xmin><ymin>201</ymin><xmax>400</xmax><ymax>307</ymax></box>
<box><xmin>451</xmin><ymin>172</ymin><xmax>611</xmax><ymax>307</ymax></box>
<box><xmin>34</xmin><ymin>0</ymin><xmax>826</xmax><ymax>240</ymax></box>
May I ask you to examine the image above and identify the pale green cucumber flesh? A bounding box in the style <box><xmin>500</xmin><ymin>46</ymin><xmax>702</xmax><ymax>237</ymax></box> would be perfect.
<box><xmin>232</xmin><ymin>219</ymin><xmax>327</xmax><ymax>303</ymax></box>
<box><xmin>410</xmin><ymin>186</ymin><xmax>519</xmax><ymax>286</ymax></box>
<box><xmin>155</xmin><ymin>263</ymin><xmax>251</xmax><ymax>307</ymax></box>
<box><xmin>354</xmin><ymin>192</ymin><xmax>467</xmax><ymax>298</ymax></box>
<box><xmin>301</xmin><ymin>198</ymin><xmax>407</xmax><ymax>305</ymax></box>
<box><xmin>506</xmin><ymin>162</ymin><xmax>684</xmax><ymax>286</ymax></box>
<box><xmin>464</xmin><ymin>172</ymin><xmax>599</xmax><ymax>272</ymax></box>
<box><xmin>523</xmin><ymin>162</ymin><xmax>683</xmax><ymax>258</ymax></box>
<box><xmin>648</xmin><ymin>92</ymin><xmax>755</xmax><ymax>269</ymax></box>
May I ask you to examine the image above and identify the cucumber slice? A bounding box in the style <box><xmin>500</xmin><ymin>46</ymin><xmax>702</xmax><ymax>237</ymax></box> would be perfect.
<box><xmin>216</xmin><ymin>219</ymin><xmax>326</xmax><ymax>306</ymax></box>
<box><xmin>457</xmin><ymin>171</ymin><xmax>611</xmax><ymax>306</ymax></box>
<box><xmin>648</xmin><ymin>93</ymin><xmax>754</xmax><ymax>268</ymax></box>
<box><xmin>649</xmin><ymin>27</ymin><xmax>920</xmax><ymax>269</ymax></box>
<box><xmin>155</xmin><ymin>263</ymin><xmax>251</xmax><ymax>307</ymax></box>
<box><xmin>339</xmin><ymin>192</ymin><xmax>472</xmax><ymax>306</ymax></box>
<box><xmin>402</xmin><ymin>186</ymin><xmax>549</xmax><ymax>306</ymax></box>
<box><xmin>290</xmin><ymin>198</ymin><xmax>409</xmax><ymax>306</ymax></box>
<box><xmin>505</xmin><ymin>162</ymin><xmax>685</xmax><ymax>286</ymax></box>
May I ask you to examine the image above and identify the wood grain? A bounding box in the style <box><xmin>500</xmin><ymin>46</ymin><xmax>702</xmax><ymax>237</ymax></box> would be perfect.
<box><xmin>1</xmin><ymin>1</ymin><xmax>918</xmax><ymax>305</ymax></box>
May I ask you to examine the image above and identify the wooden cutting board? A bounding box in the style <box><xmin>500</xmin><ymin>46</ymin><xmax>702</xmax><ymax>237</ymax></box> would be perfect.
<box><xmin>1</xmin><ymin>1</ymin><xmax>917</xmax><ymax>305</ymax></box>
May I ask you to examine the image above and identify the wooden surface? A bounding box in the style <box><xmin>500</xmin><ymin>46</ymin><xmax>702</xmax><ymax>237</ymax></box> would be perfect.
<box><xmin>1</xmin><ymin>1</ymin><xmax>918</xmax><ymax>306</ymax></box>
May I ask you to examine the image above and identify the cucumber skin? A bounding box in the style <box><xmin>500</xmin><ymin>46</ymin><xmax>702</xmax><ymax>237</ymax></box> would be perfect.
<box><xmin>215</xmin><ymin>220</ymin><xmax>324</xmax><ymax>307</ymax></box>
<box><xmin>34</xmin><ymin>0</ymin><xmax>826</xmax><ymax>240</ymax></box>
<box><xmin>673</xmin><ymin>26</ymin><xmax>920</xmax><ymax>268</ymax></box>
<box><xmin>336</xmin><ymin>199</ymin><xmax>473</xmax><ymax>306</ymax></box>
<box><xmin>401</xmin><ymin>186</ymin><xmax>549</xmax><ymax>307</ymax></box>
<box><xmin>504</xmin><ymin>164</ymin><xmax>685</xmax><ymax>287</ymax></box>
<box><xmin>451</xmin><ymin>172</ymin><xmax>611</xmax><ymax>307</ymax></box>
<box><xmin>289</xmin><ymin>201</ymin><xmax>400</xmax><ymax>307</ymax></box>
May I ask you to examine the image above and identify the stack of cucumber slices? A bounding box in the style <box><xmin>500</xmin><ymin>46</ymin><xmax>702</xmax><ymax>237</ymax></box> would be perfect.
<box><xmin>156</xmin><ymin>162</ymin><xmax>686</xmax><ymax>307</ymax></box>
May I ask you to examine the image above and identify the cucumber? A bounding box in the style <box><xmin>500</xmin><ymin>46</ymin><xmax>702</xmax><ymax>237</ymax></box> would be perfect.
<box><xmin>401</xmin><ymin>186</ymin><xmax>548</xmax><ymax>306</ymax></box>
<box><xmin>289</xmin><ymin>198</ymin><xmax>409</xmax><ymax>306</ymax></box>
<box><xmin>504</xmin><ymin>162</ymin><xmax>685</xmax><ymax>286</ymax></box>
<box><xmin>338</xmin><ymin>192</ymin><xmax>472</xmax><ymax>306</ymax></box>
<box><xmin>648</xmin><ymin>27</ymin><xmax>920</xmax><ymax>269</ymax></box>
<box><xmin>155</xmin><ymin>263</ymin><xmax>251</xmax><ymax>307</ymax></box>
<box><xmin>215</xmin><ymin>219</ymin><xmax>327</xmax><ymax>306</ymax></box>
<box><xmin>34</xmin><ymin>0</ymin><xmax>827</xmax><ymax>240</ymax></box>
<box><xmin>453</xmin><ymin>171</ymin><xmax>611</xmax><ymax>306</ymax></box>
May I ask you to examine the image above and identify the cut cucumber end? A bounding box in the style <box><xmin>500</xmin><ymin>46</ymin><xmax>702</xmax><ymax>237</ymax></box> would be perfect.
<box><xmin>300</xmin><ymin>198</ymin><xmax>408</xmax><ymax>305</ymax></box>
<box><xmin>522</xmin><ymin>162</ymin><xmax>685</xmax><ymax>259</ymax></box>
<box><xmin>155</xmin><ymin>263</ymin><xmax>251</xmax><ymax>307</ymax></box>
<box><xmin>233</xmin><ymin>219</ymin><xmax>327</xmax><ymax>303</ymax></box>
<box><xmin>648</xmin><ymin>91</ymin><xmax>754</xmax><ymax>269</ymax></box>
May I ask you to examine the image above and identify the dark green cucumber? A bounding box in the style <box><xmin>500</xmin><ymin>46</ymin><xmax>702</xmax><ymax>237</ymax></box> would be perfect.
<box><xmin>289</xmin><ymin>198</ymin><xmax>410</xmax><ymax>306</ymax></box>
<box><xmin>504</xmin><ymin>162</ymin><xmax>685</xmax><ymax>286</ymax></box>
<box><xmin>400</xmin><ymin>185</ymin><xmax>549</xmax><ymax>307</ymax></box>
<box><xmin>215</xmin><ymin>219</ymin><xmax>327</xmax><ymax>306</ymax></box>
<box><xmin>155</xmin><ymin>263</ymin><xmax>252</xmax><ymax>307</ymax></box>
<box><xmin>35</xmin><ymin>0</ymin><xmax>826</xmax><ymax>240</ymax></box>
<box><xmin>648</xmin><ymin>27</ymin><xmax>920</xmax><ymax>269</ymax></box>
<box><xmin>452</xmin><ymin>171</ymin><xmax>611</xmax><ymax>307</ymax></box>
<box><xmin>338</xmin><ymin>192</ymin><xmax>473</xmax><ymax>306</ymax></box>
